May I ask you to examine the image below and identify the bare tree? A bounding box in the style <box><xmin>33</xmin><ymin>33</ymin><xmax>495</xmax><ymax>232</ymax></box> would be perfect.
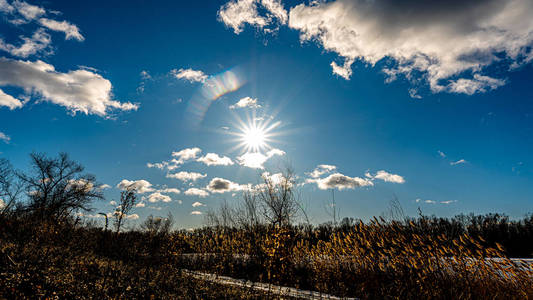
<box><xmin>234</xmin><ymin>190</ymin><xmax>261</xmax><ymax>229</ymax></box>
<box><xmin>113</xmin><ymin>186</ymin><xmax>137</xmax><ymax>233</ymax></box>
<box><xmin>205</xmin><ymin>199</ymin><xmax>235</xmax><ymax>228</ymax></box>
<box><xmin>0</xmin><ymin>158</ymin><xmax>22</xmax><ymax>216</ymax></box>
<box><xmin>140</xmin><ymin>213</ymin><xmax>174</xmax><ymax>235</ymax></box>
<box><xmin>257</xmin><ymin>169</ymin><xmax>299</xmax><ymax>227</ymax></box>
<box><xmin>17</xmin><ymin>152</ymin><xmax>103</xmax><ymax>221</ymax></box>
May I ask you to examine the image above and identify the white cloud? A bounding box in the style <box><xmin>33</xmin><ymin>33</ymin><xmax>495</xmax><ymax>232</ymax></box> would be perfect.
<box><xmin>147</xmin><ymin>192</ymin><xmax>172</xmax><ymax>203</ymax></box>
<box><xmin>109</xmin><ymin>200</ymin><xmax>117</xmax><ymax>206</ymax></box>
<box><xmin>125</xmin><ymin>213</ymin><xmax>139</xmax><ymax>220</ymax></box>
<box><xmin>190</xmin><ymin>210</ymin><xmax>203</xmax><ymax>215</ymax></box>
<box><xmin>135</xmin><ymin>202</ymin><xmax>145</xmax><ymax>208</ymax></box>
<box><xmin>368</xmin><ymin>170</ymin><xmax>405</xmax><ymax>184</ymax></box>
<box><xmin>99</xmin><ymin>184</ymin><xmax>111</xmax><ymax>189</ymax></box>
<box><xmin>159</xmin><ymin>188</ymin><xmax>180</xmax><ymax>194</ymax></box>
<box><xmin>438</xmin><ymin>150</ymin><xmax>446</xmax><ymax>158</ymax></box>
<box><xmin>229</xmin><ymin>96</ymin><xmax>261</xmax><ymax>109</ymax></box>
<box><xmin>309</xmin><ymin>164</ymin><xmax>337</xmax><ymax>178</ymax></box>
<box><xmin>171</xmin><ymin>68</ymin><xmax>208</xmax><ymax>83</ymax></box>
<box><xmin>441</xmin><ymin>200</ymin><xmax>458</xmax><ymax>204</ymax></box>
<box><xmin>425</xmin><ymin>200</ymin><xmax>436</xmax><ymax>204</ymax></box>
<box><xmin>197</xmin><ymin>153</ymin><xmax>234</xmax><ymax>166</ymax></box>
<box><xmin>0</xmin><ymin>28</ymin><xmax>51</xmax><ymax>57</ymax></box>
<box><xmin>116</xmin><ymin>179</ymin><xmax>154</xmax><ymax>194</ymax></box>
<box><xmin>0</xmin><ymin>0</ymin><xmax>14</xmax><ymax>14</ymax></box>
<box><xmin>166</xmin><ymin>171</ymin><xmax>207</xmax><ymax>182</ymax></box>
<box><xmin>218</xmin><ymin>0</ymin><xmax>287</xmax><ymax>34</ymax></box>
<box><xmin>451</xmin><ymin>159</ymin><xmax>467</xmax><ymax>166</ymax></box>
<box><xmin>192</xmin><ymin>201</ymin><xmax>205</xmax><ymax>207</ymax></box>
<box><xmin>448</xmin><ymin>74</ymin><xmax>506</xmax><ymax>95</ymax></box>
<box><xmin>38</xmin><ymin>18</ymin><xmax>84</xmax><ymax>41</ymax></box>
<box><xmin>0</xmin><ymin>131</ymin><xmax>10</xmax><ymax>143</ymax></box>
<box><xmin>310</xmin><ymin>172</ymin><xmax>373</xmax><ymax>190</ymax></box>
<box><xmin>206</xmin><ymin>177</ymin><xmax>246</xmax><ymax>193</ymax></box>
<box><xmin>13</xmin><ymin>1</ymin><xmax>45</xmax><ymax>21</ymax></box>
<box><xmin>172</xmin><ymin>147</ymin><xmax>202</xmax><ymax>164</ymax></box>
<box><xmin>0</xmin><ymin>58</ymin><xmax>138</xmax><ymax>116</ymax></box>
<box><xmin>185</xmin><ymin>188</ymin><xmax>209</xmax><ymax>198</ymax></box>
<box><xmin>288</xmin><ymin>0</ymin><xmax>533</xmax><ymax>95</ymax></box>
<box><xmin>237</xmin><ymin>148</ymin><xmax>285</xmax><ymax>169</ymax></box>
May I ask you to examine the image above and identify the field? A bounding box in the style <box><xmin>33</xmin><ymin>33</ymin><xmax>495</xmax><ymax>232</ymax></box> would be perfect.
<box><xmin>1</xmin><ymin>213</ymin><xmax>532</xmax><ymax>299</ymax></box>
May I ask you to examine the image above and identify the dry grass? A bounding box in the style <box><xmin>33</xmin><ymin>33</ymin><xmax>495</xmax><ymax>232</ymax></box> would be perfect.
<box><xmin>1</xmin><ymin>215</ymin><xmax>532</xmax><ymax>299</ymax></box>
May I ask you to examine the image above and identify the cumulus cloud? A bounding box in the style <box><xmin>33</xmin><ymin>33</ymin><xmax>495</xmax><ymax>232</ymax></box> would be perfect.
<box><xmin>206</xmin><ymin>177</ymin><xmax>246</xmax><ymax>193</ymax></box>
<box><xmin>450</xmin><ymin>159</ymin><xmax>467</xmax><ymax>166</ymax></box>
<box><xmin>172</xmin><ymin>147</ymin><xmax>202</xmax><ymax>164</ymax></box>
<box><xmin>197</xmin><ymin>153</ymin><xmax>234</xmax><ymax>166</ymax></box>
<box><xmin>218</xmin><ymin>0</ymin><xmax>287</xmax><ymax>34</ymax></box>
<box><xmin>237</xmin><ymin>148</ymin><xmax>285</xmax><ymax>169</ymax></box>
<box><xmin>0</xmin><ymin>198</ymin><xmax>5</xmax><ymax>209</ymax></box>
<box><xmin>171</xmin><ymin>68</ymin><xmax>208</xmax><ymax>83</ymax></box>
<box><xmin>147</xmin><ymin>192</ymin><xmax>172</xmax><ymax>203</ymax></box>
<box><xmin>366</xmin><ymin>170</ymin><xmax>405</xmax><ymax>184</ymax></box>
<box><xmin>0</xmin><ymin>58</ymin><xmax>138</xmax><ymax>116</ymax></box>
<box><xmin>309</xmin><ymin>164</ymin><xmax>337</xmax><ymax>178</ymax></box>
<box><xmin>190</xmin><ymin>210</ymin><xmax>203</xmax><ymax>215</ymax></box>
<box><xmin>135</xmin><ymin>201</ymin><xmax>145</xmax><ymax>208</ymax></box>
<box><xmin>38</xmin><ymin>18</ymin><xmax>84</xmax><ymax>41</ymax></box>
<box><xmin>192</xmin><ymin>201</ymin><xmax>205</xmax><ymax>207</ymax></box>
<box><xmin>0</xmin><ymin>131</ymin><xmax>10</xmax><ymax>143</ymax></box>
<box><xmin>116</xmin><ymin>179</ymin><xmax>154</xmax><ymax>194</ymax></box>
<box><xmin>310</xmin><ymin>173</ymin><xmax>373</xmax><ymax>190</ymax></box>
<box><xmin>229</xmin><ymin>96</ymin><xmax>261</xmax><ymax>109</ymax></box>
<box><xmin>166</xmin><ymin>171</ymin><xmax>207</xmax><ymax>182</ymax></box>
<box><xmin>287</xmin><ymin>0</ymin><xmax>533</xmax><ymax>95</ymax></box>
<box><xmin>185</xmin><ymin>188</ymin><xmax>209</xmax><ymax>198</ymax></box>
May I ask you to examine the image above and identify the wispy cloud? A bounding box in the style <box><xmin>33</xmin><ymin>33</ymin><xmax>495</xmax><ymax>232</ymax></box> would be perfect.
<box><xmin>0</xmin><ymin>131</ymin><xmax>10</xmax><ymax>143</ymax></box>
<box><xmin>450</xmin><ymin>159</ymin><xmax>467</xmax><ymax>166</ymax></box>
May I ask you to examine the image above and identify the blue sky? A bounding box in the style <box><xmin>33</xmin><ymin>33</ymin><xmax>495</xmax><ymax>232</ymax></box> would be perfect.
<box><xmin>0</xmin><ymin>0</ymin><xmax>532</xmax><ymax>228</ymax></box>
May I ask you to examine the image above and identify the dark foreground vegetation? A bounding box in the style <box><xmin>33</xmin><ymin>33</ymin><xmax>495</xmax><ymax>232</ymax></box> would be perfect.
<box><xmin>1</xmin><ymin>153</ymin><xmax>532</xmax><ymax>299</ymax></box>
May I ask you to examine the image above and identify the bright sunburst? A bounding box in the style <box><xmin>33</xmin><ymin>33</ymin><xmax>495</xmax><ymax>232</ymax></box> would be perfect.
<box><xmin>228</xmin><ymin>112</ymin><xmax>282</xmax><ymax>154</ymax></box>
<box><xmin>242</xmin><ymin>124</ymin><xmax>266</xmax><ymax>151</ymax></box>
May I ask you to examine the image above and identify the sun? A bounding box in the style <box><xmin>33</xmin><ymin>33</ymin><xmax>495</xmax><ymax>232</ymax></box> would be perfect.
<box><xmin>228</xmin><ymin>113</ymin><xmax>282</xmax><ymax>154</ymax></box>
<box><xmin>242</xmin><ymin>124</ymin><xmax>266</xmax><ymax>151</ymax></box>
